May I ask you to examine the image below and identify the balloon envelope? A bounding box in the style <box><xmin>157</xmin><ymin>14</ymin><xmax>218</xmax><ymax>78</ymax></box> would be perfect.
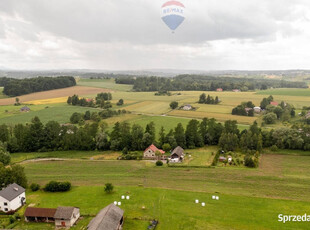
<box><xmin>161</xmin><ymin>1</ymin><xmax>185</xmax><ymax>31</ymax></box>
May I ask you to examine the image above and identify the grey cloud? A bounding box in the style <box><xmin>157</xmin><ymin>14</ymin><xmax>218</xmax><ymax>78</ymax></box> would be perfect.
<box><xmin>0</xmin><ymin>0</ymin><xmax>307</xmax><ymax>45</ymax></box>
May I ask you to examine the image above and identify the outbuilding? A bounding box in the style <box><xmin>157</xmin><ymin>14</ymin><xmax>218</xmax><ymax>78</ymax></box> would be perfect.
<box><xmin>54</xmin><ymin>207</ymin><xmax>80</xmax><ymax>228</ymax></box>
<box><xmin>170</xmin><ymin>146</ymin><xmax>184</xmax><ymax>163</ymax></box>
<box><xmin>24</xmin><ymin>207</ymin><xmax>56</xmax><ymax>222</ymax></box>
<box><xmin>0</xmin><ymin>183</ymin><xmax>26</xmax><ymax>213</ymax></box>
<box><xmin>88</xmin><ymin>204</ymin><xmax>124</xmax><ymax>230</ymax></box>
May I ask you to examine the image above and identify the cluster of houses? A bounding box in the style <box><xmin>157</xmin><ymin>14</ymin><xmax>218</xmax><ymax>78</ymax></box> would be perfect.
<box><xmin>143</xmin><ymin>144</ymin><xmax>185</xmax><ymax>163</ymax></box>
<box><xmin>0</xmin><ymin>183</ymin><xmax>124</xmax><ymax>230</ymax></box>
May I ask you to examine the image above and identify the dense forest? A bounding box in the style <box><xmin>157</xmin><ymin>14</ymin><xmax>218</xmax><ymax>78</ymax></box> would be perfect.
<box><xmin>115</xmin><ymin>75</ymin><xmax>308</xmax><ymax>92</ymax></box>
<box><xmin>0</xmin><ymin>76</ymin><xmax>76</xmax><ymax>96</ymax></box>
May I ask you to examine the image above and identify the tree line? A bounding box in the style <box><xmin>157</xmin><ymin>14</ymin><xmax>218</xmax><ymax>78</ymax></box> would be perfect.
<box><xmin>115</xmin><ymin>75</ymin><xmax>308</xmax><ymax>92</ymax></box>
<box><xmin>67</xmin><ymin>92</ymin><xmax>113</xmax><ymax>108</ymax></box>
<box><xmin>199</xmin><ymin>93</ymin><xmax>220</xmax><ymax>104</ymax></box>
<box><xmin>1</xmin><ymin>76</ymin><xmax>76</xmax><ymax>97</ymax></box>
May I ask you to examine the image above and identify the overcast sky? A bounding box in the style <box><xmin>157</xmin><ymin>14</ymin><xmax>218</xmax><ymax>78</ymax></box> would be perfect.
<box><xmin>0</xmin><ymin>0</ymin><xmax>310</xmax><ymax>70</ymax></box>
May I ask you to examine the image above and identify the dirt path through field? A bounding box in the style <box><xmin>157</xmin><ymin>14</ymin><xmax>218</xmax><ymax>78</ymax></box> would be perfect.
<box><xmin>0</xmin><ymin>86</ymin><xmax>111</xmax><ymax>105</ymax></box>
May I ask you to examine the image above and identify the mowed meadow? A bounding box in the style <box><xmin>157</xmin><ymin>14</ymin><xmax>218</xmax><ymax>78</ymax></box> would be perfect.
<box><xmin>11</xmin><ymin>149</ymin><xmax>310</xmax><ymax>229</ymax></box>
<box><xmin>1</xmin><ymin>79</ymin><xmax>310</xmax><ymax>229</ymax></box>
<box><xmin>0</xmin><ymin>78</ymin><xmax>309</xmax><ymax>126</ymax></box>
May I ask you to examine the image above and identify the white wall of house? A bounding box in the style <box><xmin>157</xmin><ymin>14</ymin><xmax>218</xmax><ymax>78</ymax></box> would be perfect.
<box><xmin>144</xmin><ymin>149</ymin><xmax>155</xmax><ymax>158</ymax></box>
<box><xmin>0</xmin><ymin>192</ymin><xmax>26</xmax><ymax>212</ymax></box>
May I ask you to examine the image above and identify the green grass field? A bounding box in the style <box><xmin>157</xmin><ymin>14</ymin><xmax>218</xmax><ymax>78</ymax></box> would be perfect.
<box><xmin>77</xmin><ymin>78</ymin><xmax>133</xmax><ymax>92</ymax></box>
<box><xmin>257</xmin><ymin>88</ymin><xmax>310</xmax><ymax>97</ymax></box>
<box><xmin>0</xmin><ymin>103</ymin><xmax>102</xmax><ymax>125</ymax></box>
<box><xmin>15</xmin><ymin>186</ymin><xmax>310</xmax><ymax>230</ymax></box>
<box><xmin>13</xmin><ymin>149</ymin><xmax>310</xmax><ymax>229</ymax></box>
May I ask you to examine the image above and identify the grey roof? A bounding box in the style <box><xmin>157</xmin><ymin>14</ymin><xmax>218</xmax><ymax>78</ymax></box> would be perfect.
<box><xmin>171</xmin><ymin>146</ymin><xmax>184</xmax><ymax>157</ymax></box>
<box><xmin>88</xmin><ymin>204</ymin><xmax>124</xmax><ymax>230</ymax></box>
<box><xmin>0</xmin><ymin>183</ymin><xmax>25</xmax><ymax>201</ymax></box>
<box><xmin>54</xmin><ymin>207</ymin><xmax>79</xmax><ymax>220</ymax></box>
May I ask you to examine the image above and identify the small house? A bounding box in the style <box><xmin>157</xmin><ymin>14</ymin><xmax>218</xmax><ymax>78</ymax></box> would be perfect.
<box><xmin>87</xmin><ymin>204</ymin><xmax>124</xmax><ymax>230</ymax></box>
<box><xmin>20</xmin><ymin>106</ymin><xmax>30</xmax><ymax>112</ymax></box>
<box><xmin>54</xmin><ymin>207</ymin><xmax>80</xmax><ymax>228</ymax></box>
<box><xmin>254</xmin><ymin>107</ymin><xmax>261</xmax><ymax>113</ymax></box>
<box><xmin>216</xmin><ymin>88</ymin><xmax>223</xmax><ymax>92</ymax></box>
<box><xmin>233</xmin><ymin>89</ymin><xmax>240</xmax><ymax>92</ymax></box>
<box><xmin>270</xmin><ymin>101</ymin><xmax>279</xmax><ymax>106</ymax></box>
<box><xmin>219</xmin><ymin>156</ymin><xmax>227</xmax><ymax>162</ymax></box>
<box><xmin>143</xmin><ymin>144</ymin><xmax>165</xmax><ymax>160</ymax></box>
<box><xmin>183</xmin><ymin>104</ymin><xmax>192</xmax><ymax>111</ymax></box>
<box><xmin>25</xmin><ymin>207</ymin><xmax>56</xmax><ymax>222</ymax></box>
<box><xmin>170</xmin><ymin>146</ymin><xmax>184</xmax><ymax>163</ymax></box>
<box><xmin>0</xmin><ymin>183</ymin><xmax>26</xmax><ymax>213</ymax></box>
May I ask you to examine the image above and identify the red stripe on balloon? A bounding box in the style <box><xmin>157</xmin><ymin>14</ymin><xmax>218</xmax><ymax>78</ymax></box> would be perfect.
<box><xmin>162</xmin><ymin>1</ymin><xmax>185</xmax><ymax>8</ymax></box>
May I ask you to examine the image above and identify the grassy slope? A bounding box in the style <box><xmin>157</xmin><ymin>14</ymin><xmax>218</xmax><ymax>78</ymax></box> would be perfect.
<box><xmin>256</xmin><ymin>88</ymin><xmax>310</xmax><ymax>97</ymax></box>
<box><xmin>16</xmin><ymin>150</ymin><xmax>310</xmax><ymax>230</ymax></box>
<box><xmin>23</xmin><ymin>152</ymin><xmax>310</xmax><ymax>201</ymax></box>
<box><xmin>0</xmin><ymin>104</ymin><xmax>101</xmax><ymax>125</ymax></box>
<box><xmin>77</xmin><ymin>78</ymin><xmax>133</xmax><ymax>91</ymax></box>
<box><xmin>16</xmin><ymin>186</ymin><xmax>310</xmax><ymax>230</ymax></box>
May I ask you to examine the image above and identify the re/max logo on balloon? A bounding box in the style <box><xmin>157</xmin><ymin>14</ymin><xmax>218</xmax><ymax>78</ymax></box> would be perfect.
<box><xmin>163</xmin><ymin>8</ymin><xmax>184</xmax><ymax>15</ymax></box>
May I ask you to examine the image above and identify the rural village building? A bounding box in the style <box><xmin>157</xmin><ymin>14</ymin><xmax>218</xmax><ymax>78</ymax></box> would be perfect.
<box><xmin>0</xmin><ymin>183</ymin><xmax>26</xmax><ymax>213</ymax></box>
<box><xmin>25</xmin><ymin>207</ymin><xmax>56</xmax><ymax>222</ymax></box>
<box><xmin>20</xmin><ymin>106</ymin><xmax>30</xmax><ymax>112</ymax></box>
<box><xmin>143</xmin><ymin>144</ymin><xmax>165</xmax><ymax>160</ymax></box>
<box><xmin>25</xmin><ymin>206</ymin><xmax>80</xmax><ymax>228</ymax></box>
<box><xmin>54</xmin><ymin>206</ymin><xmax>80</xmax><ymax>228</ymax></box>
<box><xmin>219</xmin><ymin>156</ymin><xmax>227</xmax><ymax>162</ymax></box>
<box><xmin>233</xmin><ymin>89</ymin><xmax>240</xmax><ymax>92</ymax></box>
<box><xmin>270</xmin><ymin>101</ymin><xmax>279</xmax><ymax>106</ymax></box>
<box><xmin>183</xmin><ymin>104</ymin><xmax>192</xmax><ymax>111</ymax></box>
<box><xmin>170</xmin><ymin>146</ymin><xmax>185</xmax><ymax>163</ymax></box>
<box><xmin>254</xmin><ymin>107</ymin><xmax>261</xmax><ymax>113</ymax></box>
<box><xmin>216</xmin><ymin>88</ymin><xmax>223</xmax><ymax>92</ymax></box>
<box><xmin>87</xmin><ymin>203</ymin><xmax>124</xmax><ymax>230</ymax></box>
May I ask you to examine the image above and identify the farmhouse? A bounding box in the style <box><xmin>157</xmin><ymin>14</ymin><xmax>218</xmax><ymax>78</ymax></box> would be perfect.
<box><xmin>183</xmin><ymin>104</ymin><xmax>192</xmax><ymax>111</ymax></box>
<box><xmin>254</xmin><ymin>107</ymin><xmax>262</xmax><ymax>113</ymax></box>
<box><xmin>233</xmin><ymin>89</ymin><xmax>240</xmax><ymax>92</ymax></box>
<box><xmin>0</xmin><ymin>183</ymin><xmax>26</xmax><ymax>213</ymax></box>
<box><xmin>216</xmin><ymin>88</ymin><xmax>223</xmax><ymax>92</ymax></box>
<box><xmin>87</xmin><ymin>203</ymin><xmax>124</xmax><ymax>230</ymax></box>
<box><xmin>24</xmin><ymin>207</ymin><xmax>56</xmax><ymax>222</ymax></box>
<box><xmin>270</xmin><ymin>101</ymin><xmax>279</xmax><ymax>106</ymax></box>
<box><xmin>143</xmin><ymin>144</ymin><xmax>165</xmax><ymax>160</ymax></box>
<box><xmin>54</xmin><ymin>206</ymin><xmax>80</xmax><ymax>228</ymax></box>
<box><xmin>20</xmin><ymin>106</ymin><xmax>30</xmax><ymax>112</ymax></box>
<box><xmin>219</xmin><ymin>156</ymin><xmax>227</xmax><ymax>162</ymax></box>
<box><xmin>170</xmin><ymin>146</ymin><xmax>184</xmax><ymax>163</ymax></box>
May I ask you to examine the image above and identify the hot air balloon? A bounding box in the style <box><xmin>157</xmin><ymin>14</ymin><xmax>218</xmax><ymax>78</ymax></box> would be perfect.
<box><xmin>161</xmin><ymin>1</ymin><xmax>185</xmax><ymax>32</ymax></box>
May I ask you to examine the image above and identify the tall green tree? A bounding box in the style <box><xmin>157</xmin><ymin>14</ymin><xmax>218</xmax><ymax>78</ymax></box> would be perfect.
<box><xmin>174</xmin><ymin>123</ymin><xmax>186</xmax><ymax>148</ymax></box>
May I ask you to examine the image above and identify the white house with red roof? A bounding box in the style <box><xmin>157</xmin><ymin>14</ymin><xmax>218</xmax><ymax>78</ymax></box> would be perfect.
<box><xmin>143</xmin><ymin>144</ymin><xmax>165</xmax><ymax>160</ymax></box>
<box><xmin>270</xmin><ymin>101</ymin><xmax>279</xmax><ymax>106</ymax></box>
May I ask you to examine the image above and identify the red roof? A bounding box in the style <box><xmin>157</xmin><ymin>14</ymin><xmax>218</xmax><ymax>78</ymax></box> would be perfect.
<box><xmin>24</xmin><ymin>207</ymin><xmax>57</xmax><ymax>218</ymax></box>
<box><xmin>144</xmin><ymin>144</ymin><xmax>165</xmax><ymax>154</ymax></box>
<box><xmin>270</xmin><ymin>101</ymin><xmax>278</xmax><ymax>106</ymax></box>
